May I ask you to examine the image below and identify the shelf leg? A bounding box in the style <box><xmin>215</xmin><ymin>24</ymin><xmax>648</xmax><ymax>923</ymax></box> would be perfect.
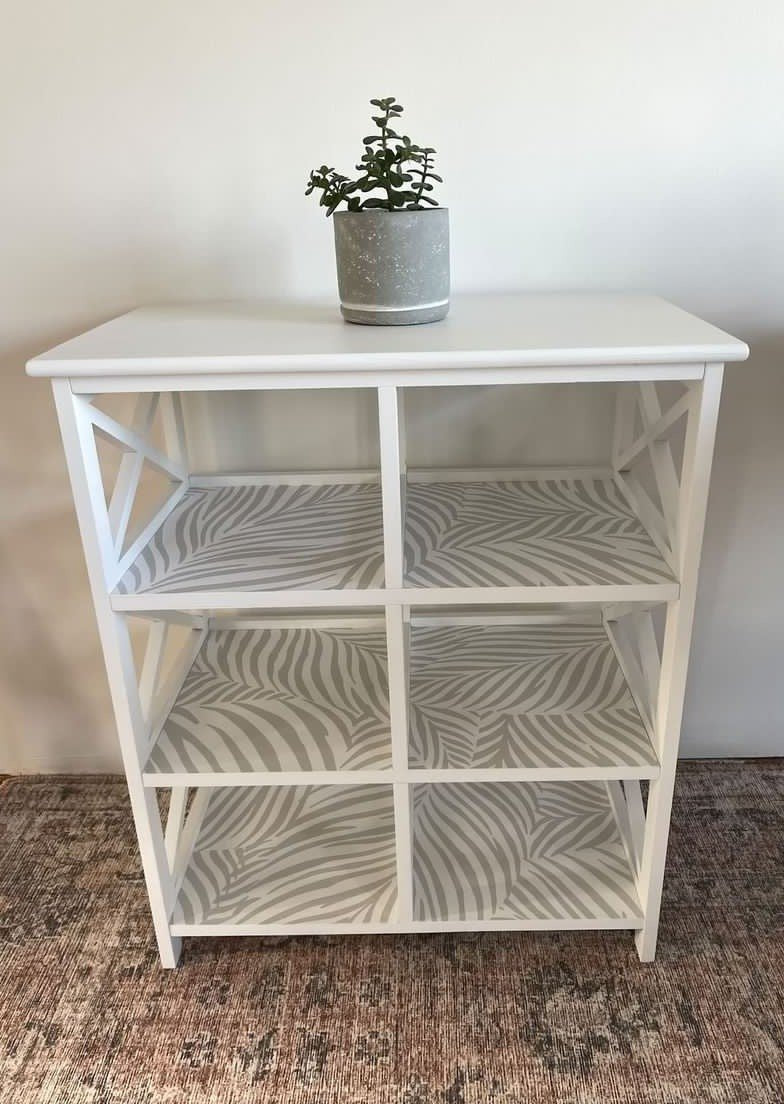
<box><xmin>633</xmin><ymin>364</ymin><xmax>724</xmax><ymax>961</ymax></box>
<box><xmin>52</xmin><ymin>380</ymin><xmax>182</xmax><ymax>968</ymax></box>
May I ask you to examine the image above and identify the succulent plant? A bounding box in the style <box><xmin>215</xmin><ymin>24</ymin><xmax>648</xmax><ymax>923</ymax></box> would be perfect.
<box><xmin>306</xmin><ymin>97</ymin><xmax>442</xmax><ymax>216</ymax></box>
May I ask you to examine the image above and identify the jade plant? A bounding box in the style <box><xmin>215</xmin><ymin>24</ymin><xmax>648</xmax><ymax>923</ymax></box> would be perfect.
<box><xmin>306</xmin><ymin>97</ymin><xmax>442</xmax><ymax>216</ymax></box>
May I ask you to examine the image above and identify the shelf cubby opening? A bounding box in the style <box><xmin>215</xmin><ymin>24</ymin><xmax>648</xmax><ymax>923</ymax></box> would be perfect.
<box><xmin>87</xmin><ymin>386</ymin><xmax>386</xmax><ymax>602</ymax></box>
<box><xmin>400</xmin><ymin>382</ymin><xmax>680</xmax><ymax>595</ymax></box>
<box><xmin>171</xmin><ymin>783</ymin><xmax>398</xmax><ymax>933</ymax></box>
<box><xmin>141</xmin><ymin>614</ymin><xmax>393</xmax><ymax>785</ymax></box>
<box><xmin>407</xmin><ymin>615</ymin><xmax>659</xmax><ymax>779</ymax></box>
<box><xmin>411</xmin><ymin>779</ymin><xmax>643</xmax><ymax>927</ymax></box>
<box><xmin>115</xmin><ymin>477</ymin><xmax>385</xmax><ymax>597</ymax></box>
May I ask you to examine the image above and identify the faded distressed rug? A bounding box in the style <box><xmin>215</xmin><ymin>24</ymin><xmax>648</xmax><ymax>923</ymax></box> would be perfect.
<box><xmin>0</xmin><ymin>761</ymin><xmax>782</xmax><ymax>1103</ymax></box>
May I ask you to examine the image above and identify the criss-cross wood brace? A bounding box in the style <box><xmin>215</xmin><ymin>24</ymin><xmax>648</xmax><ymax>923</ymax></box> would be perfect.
<box><xmin>131</xmin><ymin>611</ymin><xmax>208</xmax><ymax>879</ymax></box>
<box><xmin>612</xmin><ymin>381</ymin><xmax>697</xmax><ymax>574</ymax></box>
<box><xmin>73</xmin><ymin>392</ymin><xmax>190</xmax><ymax>589</ymax></box>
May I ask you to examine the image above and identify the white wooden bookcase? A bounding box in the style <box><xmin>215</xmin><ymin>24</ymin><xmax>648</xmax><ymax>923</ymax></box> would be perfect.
<box><xmin>28</xmin><ymin>293</ymin><xmax>748</xmax><ymax>967</ymax></box>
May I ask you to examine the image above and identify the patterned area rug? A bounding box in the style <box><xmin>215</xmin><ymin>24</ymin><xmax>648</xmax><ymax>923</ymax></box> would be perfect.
<box><xmin>0</xmin><ymin>762</ymin><xmax>783</xmax><ymax>1103</ymax></box>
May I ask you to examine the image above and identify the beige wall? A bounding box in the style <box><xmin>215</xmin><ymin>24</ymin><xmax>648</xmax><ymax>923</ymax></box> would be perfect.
<box><xmin>2</xmin><ymin>0</ymin><xmax>782</xmax><ymax>770</ymax></box>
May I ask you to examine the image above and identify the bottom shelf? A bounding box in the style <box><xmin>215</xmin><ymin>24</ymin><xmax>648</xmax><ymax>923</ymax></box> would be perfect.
<box><xmin>171</xmin><ymin>780</ymin><xmax>642</xmax><ymax>935</ymax></box>
<box><xmin>412</xmin><ymin>780</ymin><xmax>642</xmax><ymax>927</ymax></box>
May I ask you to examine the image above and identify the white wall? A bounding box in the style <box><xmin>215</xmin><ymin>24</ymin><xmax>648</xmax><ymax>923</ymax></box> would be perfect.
<box><xmin>2</xmin><ymin>0</ymin><xmax>782</xmax><ymax>770</ymax></box>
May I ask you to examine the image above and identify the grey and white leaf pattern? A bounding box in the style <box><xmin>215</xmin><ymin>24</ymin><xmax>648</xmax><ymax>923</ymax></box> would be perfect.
<box><xmin>409</xmin><ymin>624</ymin><xmax>656</xmax><ymax>771</ymax></box>
<box><xmin>412</xmin><ymin>781</ymin><xmax>642</xmax><ymax>922</ymax></box>
<box><xmin>176</xmin><ymin>785</ymin><xmax>398</xmax><ymax>926</ymax></box>
<box><xmin>405</xmin><ymin>478</ymin><xmax>674</xmax><ymax>588</ymax></box>
<box><xmin>146</xmin><ymin>628</ymin><xmax>391</xmax><ymax>776</ymax></box>
<box><xmin>116</xmin><ymin>483</ymin><xmax>385</xmax><ymax>594</ymax></box>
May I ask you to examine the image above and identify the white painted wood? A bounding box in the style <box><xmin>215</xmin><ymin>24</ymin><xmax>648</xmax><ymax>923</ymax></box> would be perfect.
<box><xmin>144</xmin><ymin>626</ymin><xmax>208</xmax><ymax>758</ymax></box>
<box><xmin>623</xmin><ymin>780</ymin><xmax>647</xmax><ymax>872</ymax></box>
<box><xmin>614</xmin><ymin>387</ymin><xmax>694</xmax><ymax>471</ymax></box>
<box><xmin>87</xmin><ymin>402</ymin><xmax>187</xmax><ymax>482</ymax></box>
<box><xmin>605</xmin><ymin>780</ymin><xmax>640</xmax><ymax>875</ymax></box>
<box><xmin>107</xmin><ymin>392</ymin><xmax>160</xmax><ymax>554</ymax></box>
<box><xmin>603</xmin><ymin>613</ymin><xmax>657</xmax><ymax>738</ymax></box>
<box><xmin>614</xmin><ymin>469</ymin><xmax>677</xmax><ymax>575</ymax></box>
<box><xmin>636</xmin><ymin>383</ymin><xmax>682</xmax><ymax>562</ymax></box>
<box><xmin>612</xmin><ymin>383</ymin><xmax>637</xmax><ymax>467</ymax></box>
<box><xmin>66</xmin><ymin>362</ymin><xmax>710</xmax><ymax>395</ymax></box>
<box><xmin>378</xmin><ymin>388</ymin><xmax>404</xmax><ymax>590</ymax></box>
<box><xmin>142</xmin><ymin>765</ymin><xmax>660</xmax><ymax>788</ymax></box>
<box><xmin>110</xmin><ymin>481</ymin><xmax>190</xmax><ymax>590</ymax></box>
<box><xmin>171</xmin><ymin>788</ymin><xmax>211</xmax><ymax>903</ymax></box>
<box><xmin>189</xmin><ymin>469</ymin><xmax>380</xmax><ymax>486</ymax></box>
<box><xmin>112</xmin><ymin>582</ymin><xmax>680</xmax><ymax>613</ymax></box>
<box><xmin>635</xmin><ymin>363</ymin><xmax>725</xmax><ymax>961</ymax></box>
<box><xmin>161</xmin><ymin>392</ymin><xmax>189</xmax><ymax>470</ymax></box>
<box><xmin>26</xmin><ymin>295</ymin><xmax>749</xmax><ymax>378</ymax></box>
<box><xmin>127</xmin><ymin>610</ymin><xmax>206</xmax><ymax>629</ymax></box>
<box><xmin>386</xmin><ymin>606</ymin><xmax>409</xmax><ymax>776</ymax></box>
<box><xmin>393</xmin><ymin>783</ymin><xmax>413</xmax><ymax>924</ymax></box>
<box><xmin>409</xmin><ymin>466</ymin><xmax>613</xmax><ymax>483</ymax></box>
<box><xmin>169</xmin><ymin>917</ymin><xmax>642</xmax><ymax>936</ymax></box>
<box><xmin>208</xmin><ymin>614</ymin><xmax>386</xmax><ymax>631</ymax></box>
<box><xmin>116</xmin><ymin>583</ymin><xmax>676</xmax><ymax>616</ymax></box>
<box><xmin>51</xmin><ymin>380</ymin><xmax>182</xmax><ymax>968</ymax></box>
<box><xmin>69</xmin><ymin>393</ymin><xmax>122</xmax><ymax>592</ymax></box>
<box><xmin>39</xmin><ymin>299</ymin><xmax>742</xmax><ymax>965</ymax></box>
<box><xmin>190</xmin><ymin>467</ymin><xmax>621</xmax><ymax>493</ymax></box>
<box><xmin>165</xmin><ymin>787</ymin><xmax>188</xmax><ymax>872</ymax></box>
<box><xmin>145</xmin><ymin>770</ymin><xmax>396</xmax><ymax>788</ymax></box>
<box><xmin>411</xmin><ymin>610</ymin><xmax>604</xmax><ymax>627</ymax></box>
<box><xmin>138</xmin><ymin>620</ymin><xmax>168</xmax><ymax>726</ymax></box>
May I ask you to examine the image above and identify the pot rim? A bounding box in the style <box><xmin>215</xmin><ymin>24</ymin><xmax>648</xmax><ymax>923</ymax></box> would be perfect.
<box><xmin>332</xmin><ymin>206</ymin><xmax>448</xmax><ymax>218</ymax></box>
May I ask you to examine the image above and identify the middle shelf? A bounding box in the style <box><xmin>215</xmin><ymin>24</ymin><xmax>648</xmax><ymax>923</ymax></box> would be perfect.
<box><xmin>141</xmin><ymin>618</ymin><xmax>659</xmax><ymax>786</ymax></box>
<box><xmin>111</xmin><ymin>472</ymin><xmax>678</xmax><ymax>609</ymax></box>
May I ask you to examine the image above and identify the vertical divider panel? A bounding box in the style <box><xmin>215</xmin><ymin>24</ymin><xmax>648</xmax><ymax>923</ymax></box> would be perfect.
<box><xmin>378</xmin><ymin>387</ymin><xmax>413</xmax><ymax>923</ymax></box>
<box><xmin>378</xmin><ymin>387</ymin><xmax>405</xmax><ymax>590</ymax></box>
<box><xmin>387</xmin><ymin>607</ymin><xmax>413</xmax><ymax>922</ymax></box>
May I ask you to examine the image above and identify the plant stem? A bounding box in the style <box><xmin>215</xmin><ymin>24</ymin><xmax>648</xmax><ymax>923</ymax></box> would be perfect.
<box><xmin>414</xmin><ymin>150</ymin><xmax>430</xmax><ymax>206</ymax></box>
<box><xmin>380</xmin><ymin>105</ymin><xmax>394</xmax><ymax>210</ymax></box>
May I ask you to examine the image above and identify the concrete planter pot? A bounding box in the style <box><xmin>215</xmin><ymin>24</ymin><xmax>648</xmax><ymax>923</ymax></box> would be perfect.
<box><xmin>333</xmin><ymin>208</ymin><xmax>450</xmax><ymax>325</ymax></box>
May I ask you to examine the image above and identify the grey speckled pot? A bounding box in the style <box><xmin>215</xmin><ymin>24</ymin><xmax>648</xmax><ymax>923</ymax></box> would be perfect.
<box><xmin>333</xmin><ymin>208</ymin><xmax>450</xmax><ymax>325</ymax></box>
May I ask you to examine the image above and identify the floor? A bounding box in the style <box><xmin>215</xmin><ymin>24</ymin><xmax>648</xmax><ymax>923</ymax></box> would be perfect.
<box><xmin>0</xmin><ymin>761</ymin><xmax>782</xmax><ymax>1103</ymax></box>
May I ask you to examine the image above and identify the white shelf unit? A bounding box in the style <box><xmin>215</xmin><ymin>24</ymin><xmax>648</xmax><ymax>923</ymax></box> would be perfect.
<box><xmin>29</xmin><ymin>293</ymin><xmax>748</xmax><ymax>966</ymax></box>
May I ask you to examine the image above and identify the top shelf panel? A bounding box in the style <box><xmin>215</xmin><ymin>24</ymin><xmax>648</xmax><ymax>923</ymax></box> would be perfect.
<box><xmin>27</xmin><ymin>293</ymin><xmax>749</xmax><ymax>378</ymax></box>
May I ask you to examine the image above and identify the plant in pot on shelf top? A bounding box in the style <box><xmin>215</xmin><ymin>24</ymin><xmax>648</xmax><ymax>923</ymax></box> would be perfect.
<box><xmin>306</xmin><ymin>97</ymin><xmax>449</xmax><ymax>326</ymax></box>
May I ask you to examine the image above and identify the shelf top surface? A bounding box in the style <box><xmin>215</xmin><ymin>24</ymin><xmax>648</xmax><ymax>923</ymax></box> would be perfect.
<box><xmin>27</xmin><ymin>293</ymin><xmax>748</xmax><ymax>378</ymax></box>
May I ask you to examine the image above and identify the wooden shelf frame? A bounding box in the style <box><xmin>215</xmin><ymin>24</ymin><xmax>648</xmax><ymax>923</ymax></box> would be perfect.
<box><xmin>42</xmin><ymin>296</ymin><xmax>743</xmax><ymax>967</ymax></box>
